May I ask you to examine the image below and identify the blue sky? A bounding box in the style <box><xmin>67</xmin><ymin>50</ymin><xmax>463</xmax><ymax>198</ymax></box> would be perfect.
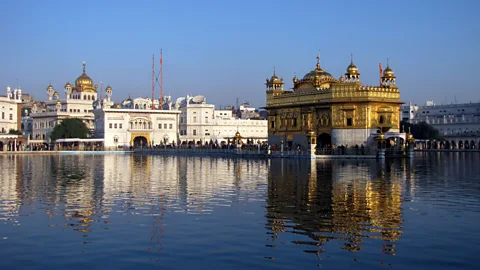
<box><xmin>1</xmin><ymin>0</ymin><xmax>479</xmax><ymax>108</ymax></box>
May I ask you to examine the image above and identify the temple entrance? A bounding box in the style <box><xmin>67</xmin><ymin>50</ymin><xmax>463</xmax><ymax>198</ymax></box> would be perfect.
<box><xmin>317</xmin><ymin>133</ymin><xmax>331</xmax><ymax>148</ymax></box>
<box><xmin>133</xmin><ymin>136</ymin><xmax>148</xmax><ymax>148</ymax></box>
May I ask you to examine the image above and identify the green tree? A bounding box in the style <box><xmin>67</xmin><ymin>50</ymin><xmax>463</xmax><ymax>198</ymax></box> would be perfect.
<box><xmin>8</xmin><ymin>129</ymin><xmax>22</xmax><ymax>135</ymax></box>
<box><xmin>50</xmin><ymin>118</ymin><xmax>89</xmax><ymax>141</ymax></box>
<box><xmin>401</xmin><ymin>120</ymin><xmax>443</xmax><ymax>140</ymax></box>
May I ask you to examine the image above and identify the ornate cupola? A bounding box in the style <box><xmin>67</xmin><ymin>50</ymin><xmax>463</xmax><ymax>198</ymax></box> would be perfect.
<box><xmin>64</xmin><ymin>82</ymin><xmax>72</xmax><ymax>99</ymax></box>
<box><xmin>265</xmin><ymin>67</ymin><xmax>285</xmax><ymax>93</ymax></box>
<box><xmin>47</xmin><ymin>84</ymin><xmax>54</xmax><ymax>100</ymax></box>
<box><xmin>105</xmin><ymin>85</ymin><xmax>113</xmax><ymax>101</ymax></box>
<box><xmin>381</xmin><ymin>59</ymin><xmax>397</xmax><ymax>87</ymax></box>
<box><xmin>344</xmin><ymin>54</ymin><xmax>360</xmax><ymax>82</ymax></box>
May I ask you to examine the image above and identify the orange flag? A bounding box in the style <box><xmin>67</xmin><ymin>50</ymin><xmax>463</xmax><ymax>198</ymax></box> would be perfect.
<box><xmin>379</xmin><ymin>62</ymin><xmax>383</xmax><ymax>76</ymax></box>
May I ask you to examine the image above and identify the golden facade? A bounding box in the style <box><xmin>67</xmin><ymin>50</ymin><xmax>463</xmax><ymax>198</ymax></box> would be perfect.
<box><xmin>265</xmin><ymin>55</ymin><xmax>403</xmax><ymax>148</ymax></box>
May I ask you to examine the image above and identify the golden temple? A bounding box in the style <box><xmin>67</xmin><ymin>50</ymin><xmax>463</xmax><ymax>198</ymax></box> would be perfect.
<box><xmin>265</xmin><ymin>54</ymin><xmax>403</xmax><ymax>148</ymax></box>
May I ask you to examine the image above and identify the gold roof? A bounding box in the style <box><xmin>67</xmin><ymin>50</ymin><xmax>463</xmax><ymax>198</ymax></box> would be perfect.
<box><xmin>383</xmin><ymin>65</ymin><xmax>395</xmax><ymax>78</ymax></box>
<box><xmin>74</xmin><ymin>62</ymin><xmax>96</xmax><ymax>93</ymax></box>
<box><xmin>53</xmin><ymin>91</ymin><xmax>59</xmax><ymax>96</ymax></box>
<box><xmin>345</xmin><ymin>55</ymin><xmax>360</xmax><ymax>75</ymax></box>
<box><xmin>106</xmin><ymin>85</ymin><xmax>112</xmax><ymax>91</ymax></box>
<box><xmin>302</xmin><ymin>55</ymin><xmax>335</xmax><ymax>81</ymax></box>
<box><xmin>266</xmin><ymin>68</ymin><xmax>284</xmax><ymax>85</ymax></box>
<box><xmin>47</xmin><ymin>84</ymin><xmax>54</xmax><ymax>90</ymax></box>
<box><xmin>64</xmin><ymin>82</ymin><xmax>72</xmax><ymax>88</ymax></box>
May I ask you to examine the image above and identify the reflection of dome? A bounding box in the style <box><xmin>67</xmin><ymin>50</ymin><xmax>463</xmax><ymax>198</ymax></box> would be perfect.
<box><xmin>56</xmin><ymin>100</ymin><xmax>61</xmax><ymax>104</ymax></box>
<box><xmin>75</xmin><ymin>62</ymin><xmax>96</xmax><ymax>93</ymax></box>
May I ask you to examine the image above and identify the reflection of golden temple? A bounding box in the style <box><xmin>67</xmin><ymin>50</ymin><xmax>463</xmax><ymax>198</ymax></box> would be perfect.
<box><xmin>265</xmin><ymin>159</ymin><xmax>407</xmax><ymax>255</ymax></box>
<box><xmin>265</xmin><ymin>54</ymin><xmax>403</xmax><ymax>148</ymax></box>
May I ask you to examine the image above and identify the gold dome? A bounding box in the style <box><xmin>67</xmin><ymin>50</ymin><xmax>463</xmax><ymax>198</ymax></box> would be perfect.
<box><xmin>106</xmin><ymin>85</ymin><xmax>112</xmax><ymax>91</ymax></box>
<box><xmin>339</xmin><ymin>76</ymin><xmax>345</xmax><ymax>82</ymax></box>
<box><xmin>383</xmin><ymin>65</ymin><xmax>395</xmax><ymax>78</ymax></box>
<box><xmin>75</xmin><ymin>62</ymin><xmax>96</xmax><ymax>92</ymax></box>
<box><xmin>47</xmin><ymin>85</ymin><xmax>54</xmax><ymax>90</ymax></box>
<box><xmin>56</xmin><ymin>100</ymin><xmax>61</xmax><ymax>105</ymax></box>
<box><xmin>293</xmin><ymin>73</ymin><xmax>298</xmax><ymax>84</ymax></box>
<box><xmin>65</xmin><ymin>82</ymin><xmax>72</xmax><ymax>88</ymax></box>
<box><xmin>346</xmin><ymin>62</ymin><xmax>359</xmax><ymax>75</ymax></box>
<box><xmin>302</xmin><ymin>55</ymin><xmax>335</xmax><ymax>81</ymax></box>
<box><xmin>267</xmin><ymin>68</ymin><xmax>283</xmax><ymax>85</ymax></box>
<box><xmin>53</xmin><ymin>91</ymin><xmax>59</xmax><ymax>96</ymax></box>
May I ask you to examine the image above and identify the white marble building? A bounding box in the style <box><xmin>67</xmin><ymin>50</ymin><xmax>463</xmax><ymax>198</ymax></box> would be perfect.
<box><xmin>28</xmin><ymin>62</ymin><xmax>113</xmax><ymax>143</ymax></box>
<box><xmin>175</xmin><ymin>95</ymin><xmax>268</xmax><ymax>145</ymax></box>
<box><xmin>401</xmin><ymin>101</ymin><xmax>480</xmax><ymax>136</ymax></box>
<box><xmin>94</xmin><ymin>96</ymin><xmax>180</xmax><ymax>149</ymax></box>
<box><xmin>0</xmin><ymin>86</ymin><xmax>22</xmax><ymax>134</ymax></box>
<box><xmin>0</xmin><ymin>86</ymin><xmax>23</xmax><ymax>151</ymax></box>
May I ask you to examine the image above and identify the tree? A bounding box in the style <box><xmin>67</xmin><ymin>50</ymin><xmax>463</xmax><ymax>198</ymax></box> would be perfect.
<box><xmin>50</xmin><ymin>118</ymin><xmax>89</xmax><ymax>141</ymax></box>
<box><xmin>8</xmin><ymin>129</ymin><xmax>22</xmax><ymax>135</ymax></box>
<box><xmin>401</xmin><ymin>120</ymin><xmax>443</xmax><ymax>140</ymax></box>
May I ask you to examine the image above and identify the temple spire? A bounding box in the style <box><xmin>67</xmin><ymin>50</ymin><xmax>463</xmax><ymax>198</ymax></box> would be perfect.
<box><xmin>316</xmin><ymin>51</ymin><xmax>321</xmax><ymax>69</ymax></box>
<box><xmin>351</xmin><ymin>53</ymin><xmax>354</xmax><ymax>64</ymax></box>
<box><xmin>83</xmin><ymin>61</ymin><xmax>86</xmax><ymax>73</ymax></box>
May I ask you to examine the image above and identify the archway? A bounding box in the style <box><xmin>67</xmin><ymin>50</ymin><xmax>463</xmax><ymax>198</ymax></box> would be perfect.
<box><xmin>133</xmin><ymin>136</ymin><xmax>148</xmax><ymax>148</ymax></box>
<box><xmin>465</xmin><ymin>140</ymin><xmax>470</xmax><ymax>149</ymax></box>
<box><xmin>451</xmin><ymin>141</ymin><xmax>456</xmax><ymax>149</ymax></box>
<box><xmin>471</xmin><ymin>140</ymin><xmax>476</xmax><ymax>149</ymax></box>
<box><xmin>458</xmin><ymin>141</ymin><xmax>463</xmax><ymax>149</ymax></box>
<box><xmin>444</xmin><ymin>141</ymin><xmax>450</xmax><ymax>149</ymax></box>
<box><xmin>0</xmin><ymin>141</ymin><xmax>3</xmax><ymax>151</ymax></box>
<box><xmin>317</xmin><ymin>133</ymin><xmax>331</xmax><ymax>148</ymax></box>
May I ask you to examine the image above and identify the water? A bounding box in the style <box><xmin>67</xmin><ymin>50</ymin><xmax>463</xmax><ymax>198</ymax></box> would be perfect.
<box><xmin>0</xmin><ymin>153</ymin><xmax>479</xmax><ymax>269</ymax></box>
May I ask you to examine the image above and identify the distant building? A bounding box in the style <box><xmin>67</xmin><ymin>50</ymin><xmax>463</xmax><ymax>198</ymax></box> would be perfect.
<box><xmin>265</xmin><ymin>55</ymin><xmax>404</xmax><ymax>148</ymax></box>
<box><xmin>0</xmin><ymin>86</ymin><xmax>23</xmax><ymax>151</ymax></box>
<box><xmin>175</xmin><ymin>95</ymin><xmax>267</xmax><ymax>145</ymax></box>
<box><xmin>401</xmin><ymin>101</ymin><xmax>480</xmax><ymax>136</ymax></box>
<box><xmin>27</xmin><ymin>62</ymin><xmax>112</xmax><ymax>143</ymax></box>
<box><xmin>93</xmin><ymin>95</ymin><xmax>180</xmax><ymax>149</ymax></box>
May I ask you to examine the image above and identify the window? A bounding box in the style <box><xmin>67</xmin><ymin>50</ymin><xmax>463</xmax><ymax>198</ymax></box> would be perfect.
<box><xmin>9</xmin><ymin>114</ymin><xmax>13</xmax><ymax>120</ymax></box>
<box><xmin>292</xmin><ymin>118</ymin><xmax>297</xmax><ymax>127</ymax></box>
<box><xmin>164</xmin><ymin>123</ymin><xmax>167</xmax><ymax>129</ymax></box>
<box><xmin>114</xmin><ymin>123</ymin><xmax>117</xmax><ymax>129</ymax></box>
<box><xmin>346</xmin><ymin>118</ymin><xmax>353</xmax><ymax>126</ymax></box>
<box><xmin>193</xmin><ymin>116</ymin><xmax>197</xmax><ymax>123</ymax></box>
<box><xmin>379</xmin><ymin>115</ymin><xmax>385</xmax><ymax>124</ymax></box>
<box><xmin>119</xmin><ymin>124</ymin><xmax>122</xmax><ymax>129</ymax></box>
<box><xmin>205</xmin><ymin>116</ymin><xmax>208</xmax><ymax>123</ymax></box>
<box><xmin>159</xmin><ymin>123</ymin><xmax>162</xmax><ymax>129</ymax></box>
<box><xmin>193</xmin><ymin>129</ymin><xmax>197</xmax><ymax>135</ymax></box>
<box><xmin>1</xmin><ymin>112</ymin><xmax>4</xmax><ymax>119</ymax></box>
<box><xmin>169</xmin><ymin>124</ymin><xmax>173</xmax><ymax>129</ymax></box>
<box><xmin>109</xmin><ymin>123</ymin><xmax>113</xmax><ymax>128</ymax></box>
<box><xmin>180</xmin><ymin>117</ymin><xmax>183</xmax><ymax>123</ymax></box>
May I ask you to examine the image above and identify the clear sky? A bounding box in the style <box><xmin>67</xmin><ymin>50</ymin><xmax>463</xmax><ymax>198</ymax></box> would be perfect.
<box><xmin>1</xmin><ymin>0</ymin><xmax>479</xmax><ymax>108</ymax></box>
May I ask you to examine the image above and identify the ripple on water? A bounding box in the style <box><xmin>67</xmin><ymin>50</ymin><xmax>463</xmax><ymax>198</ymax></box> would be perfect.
<box><xmin>0</xmin><ymin>154</ymin><xmax>479</xmax><ymax>269</ymax></box>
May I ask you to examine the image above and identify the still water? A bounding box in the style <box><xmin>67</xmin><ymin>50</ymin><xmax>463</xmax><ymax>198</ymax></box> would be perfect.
<box><xmin>0</xmin><ymin>153</ymin><xmax>479</xmax><ymax>269</ymax></box>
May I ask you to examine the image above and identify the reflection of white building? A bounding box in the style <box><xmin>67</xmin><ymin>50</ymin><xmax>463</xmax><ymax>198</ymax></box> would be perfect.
<box><xmin>175</xmin><ymin>95</ymin><xmax>268</xmax><ymax>144</ymax></box>
<box><xmin>94</xmin><ymin>96</ymin><xmax>180</xmax><ymax>149</ymax></box>
<box><xmin>401</xmin><ymin>101</ymin><xmax>480</xmax><ymax>136</ymax></box>
<box><xmin>28</xmin><ymin>62</ymin><xmax>113</xmax><ymax>142</ymax></box>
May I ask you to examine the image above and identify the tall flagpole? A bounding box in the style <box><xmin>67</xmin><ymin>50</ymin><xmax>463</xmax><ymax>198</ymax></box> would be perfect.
<box><xmin>152</xmin><ymin>54</ymin><xmax>155</xmax><ymax>109</ymax></box>
<box><xmin>160</xmin><ymin>49</ymin><xmax>163</xmax><ymax>110</ymax></box>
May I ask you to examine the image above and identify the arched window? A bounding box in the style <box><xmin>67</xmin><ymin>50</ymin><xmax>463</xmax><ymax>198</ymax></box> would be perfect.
<box><xmin>379</xmin><ymin>115</ymin><xmax>385</xmax><ymax>124</ymax></box>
